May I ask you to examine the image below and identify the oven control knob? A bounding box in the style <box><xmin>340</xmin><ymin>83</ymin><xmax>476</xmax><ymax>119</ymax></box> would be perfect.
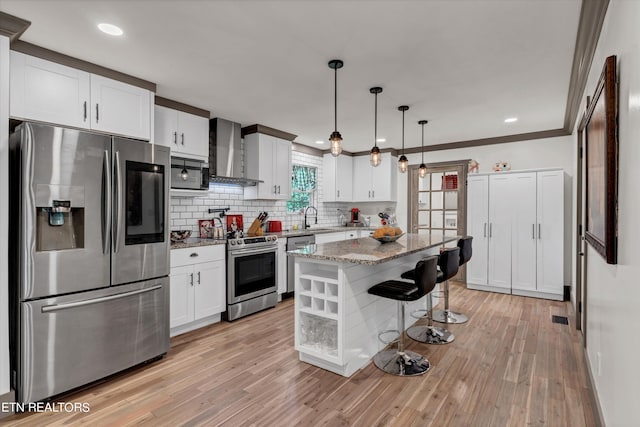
<box><xmin>229</xmin><ymin>240</ymin><xmax>235</xmax><ymax>245</ymax></box>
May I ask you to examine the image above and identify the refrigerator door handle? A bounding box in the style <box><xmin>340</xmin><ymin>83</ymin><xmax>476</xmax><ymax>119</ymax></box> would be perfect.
<box><xmin>41</xmin><ymin>285</ymin><xmax>163</xmax><ymax>313</ymax></box>
<box><xmin>103</xmin><ymin>150</ymin><xmax>112</xmax><ymax>254</ymax></box>
<box><xmin>114</xmin><ymin>151</ymin><xmax>123</xmax><ymax>253</ymax></box>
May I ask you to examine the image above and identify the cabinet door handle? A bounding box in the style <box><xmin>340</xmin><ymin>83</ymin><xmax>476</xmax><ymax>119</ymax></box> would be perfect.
<box><xmin>372</xmin><ymin>190</ymin><xmax>375</xmax><ymax>198</ymax></box>
<box><xmin>173</xmin><ymin>131</ymin><xmax>177</xmax><ymax>144</ymax></box>
<box><xmin>197</xmin><ymin>271</ymin><xmax>201</xmax><ymax>284</ymax></box>
<box><xmin>96</xmin><ymin>104</ymin><xmax>99</xmax><ymax>123</ymax></box>
<box><xmin>181</xmin><ymin>133</ymin><xmax>185</xmax><ymax>145</ymax></box>
<box><xmin>273</xmin><ymin>185</ymin><xmax>277</xmax><ymax>194</ymax></box>
<box><xmin>483</xmin><ymin>223</ymin><xmax>487</xmax><ymax>237</ymax></box>
<box><xmin>532</xmin><ymin>224</ymin><xmax>535</xmax><ymax>239</ymax></box>
<box><xmin>489</xmin><ymin>223</ymin><xmax>493</xmax><ymax>238</ymax></box>
<box><xmin>538</xmin><ymin>224</ymin><xmax>541</xmax><ymax>240</ymax></box>
<box><xmin>190</xmin><ymin>273</ymin><xmax>194</xmax><ymax>286</ymax></box>
<box><xmin>83</xmin><ymin>101</ymin><xmax>87</xmax><ymax>122</ymax></box>
<box><xmin>337</xmin><ymin>189</ymin><xmax>340</xmax><ymax>198</ymax></box>
<box><xmin>368</xmin><ymin>190</ymin><xmax>371</xmax><ymax>198</ymax></box>
<box><xmin>190</xmin><ymin>253</ymin><xmax>199</xmax><ymax>257</ymax></box>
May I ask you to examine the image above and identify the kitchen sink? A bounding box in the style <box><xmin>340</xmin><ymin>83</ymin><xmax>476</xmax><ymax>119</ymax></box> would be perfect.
<box><xmin>344</xmin><ymin>223</ymin><xmax>366</xmax><ymax>227</ymax></box>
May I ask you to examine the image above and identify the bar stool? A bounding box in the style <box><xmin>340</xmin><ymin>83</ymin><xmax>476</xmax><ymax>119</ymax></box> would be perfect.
<box><xmin>367</xmin><ymin>256</ymin><xmax>439</xmax><ymax>376</ymax></box>
<box><xmin>432</xmin><ymin>238</ymin><xmax>472</xmax><ymax>324</ymax></box>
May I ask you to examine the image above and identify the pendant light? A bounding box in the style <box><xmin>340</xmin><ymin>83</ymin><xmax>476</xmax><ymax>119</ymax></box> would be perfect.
<box><xmin>328</xmin><ymin>59</ymin><xmax>344</xmax><ymax>156</ymax></box>
<box><xmin>418</xmin><ymin>120</ymin><xmax>428</xmax><ymax>178</ymax></box>
<box><xmin>398</xmin><ymin>105</ymin><xmax>409</xmax><ymax>173</ymax></box>
<box><xmin>180</xmin><ymin>159</ymin><xmax>189</xmax><ymax>181</ymax></box>
<box><xmin>369</xmin><ymin>87</ymin><xmax>382</xmax><ymax>167</ymax></box>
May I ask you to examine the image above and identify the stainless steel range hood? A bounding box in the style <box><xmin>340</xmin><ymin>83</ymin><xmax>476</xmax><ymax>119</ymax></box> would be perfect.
<box><xmin>209</xmin><ymin>118</ymin><xmax>261</xmax><ymax>186</ymax></box>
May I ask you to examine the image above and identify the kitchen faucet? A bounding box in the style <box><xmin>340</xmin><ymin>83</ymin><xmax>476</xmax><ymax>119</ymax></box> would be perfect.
<box><xmin>304</xmin><ymin>206</ymin><xmax>318</xmax><ymax>229</ymax></box>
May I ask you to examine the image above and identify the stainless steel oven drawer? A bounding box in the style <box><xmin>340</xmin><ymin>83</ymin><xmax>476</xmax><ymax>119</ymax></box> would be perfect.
<box><xmin>17</xmin><ymin>278</ymin><xmax>169</xmax><ymax>403</ymax></box>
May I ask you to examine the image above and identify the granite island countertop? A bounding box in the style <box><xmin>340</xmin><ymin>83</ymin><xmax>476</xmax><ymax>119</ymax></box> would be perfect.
<box><xmin>287</xmin><ymin>233</ymin><xmax>460</xmax><ymax>265</ymax></box>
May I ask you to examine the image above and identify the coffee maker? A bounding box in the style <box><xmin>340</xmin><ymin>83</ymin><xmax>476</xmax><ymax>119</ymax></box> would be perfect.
<box><xmin>350</xmin><ymin>208</ymin><xmax>360</xmax><ymax>223</ymax></box>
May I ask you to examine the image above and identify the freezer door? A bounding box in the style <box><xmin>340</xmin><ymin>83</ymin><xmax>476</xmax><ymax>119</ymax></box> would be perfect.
<box><xmin>17</xmin><ymin>278</ymin><xmax>169</xmax><ymax>403</ymax></box>
<box><xmin>14</xmin><ymin>123</ymin><xmax>112</xmax><ymax>300</ymax></box>
<box><xmin>112</xmin><ymin>138</ymin><xmax>170</xmax><ymax>285</ymax></box>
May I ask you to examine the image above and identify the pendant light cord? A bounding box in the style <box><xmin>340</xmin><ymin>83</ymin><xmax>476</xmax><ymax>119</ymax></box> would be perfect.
<box><xmin>374</xmin><ymin>92</ymin><xmax>378</xmax><ymax>148</ymax></box>
<box><xmin>401</xmin><ymin>109</ymin><xmax>405</xmax><ymax>154</ymax></box>
<box><xmin>334</xmin><ymin>67</ymin><xmax>338</xmax><ymax>132</ymax></box>
<box><xmin>421</xmin><ymin>123</ymin><xmax>424</xmax><ymax>163</ymax></box>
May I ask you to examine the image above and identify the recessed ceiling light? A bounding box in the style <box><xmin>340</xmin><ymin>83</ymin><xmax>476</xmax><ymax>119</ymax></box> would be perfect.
<box><xmin>98</xmin><ymin>23</ymin><xmax>124</xmax><ymax>36</ymax></box>
<box><xmin>376</xmin><ymin>138</ymin><xmax>386</xmax><ymax>143</ymax></box>
<box><xmin>504</xmin><ymin>117</ymin><xmax>518</xmax><ymax>123</ymax></box>
<box><xmin>315</xmin><ymin>140</ymin><xmax>325</xmax><ymax>144</ymax></box>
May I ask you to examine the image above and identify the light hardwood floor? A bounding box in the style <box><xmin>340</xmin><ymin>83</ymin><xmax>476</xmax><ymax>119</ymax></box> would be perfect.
<box><xmin>5</xmin><ymin>282</ymin><xmax>598</xmax><ymax>426</ymax></box>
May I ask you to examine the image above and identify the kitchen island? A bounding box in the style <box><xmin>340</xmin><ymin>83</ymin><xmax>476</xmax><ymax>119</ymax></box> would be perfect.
<box><xmin>288</xmin><ymin>233</ymin><xmax>459</xmax><ymax>377</ymax></box>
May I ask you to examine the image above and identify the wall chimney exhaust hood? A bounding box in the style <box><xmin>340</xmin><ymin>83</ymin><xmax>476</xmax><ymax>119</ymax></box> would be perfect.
<box><xmin>209</xmin><ymin>118</ymin><xmax>261</xmax><ymax>186</ymax></box>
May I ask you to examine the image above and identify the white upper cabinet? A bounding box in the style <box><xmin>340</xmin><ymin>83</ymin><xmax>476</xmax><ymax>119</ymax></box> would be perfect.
<box><xmin>154</xmin><ymin>105</ymin><xmax>209</xmax><ymax>160</ymax></box>
<box><xmin>352</xmin><ymin>152</ymin><xmax>397</xmax><ymax>202</ymax></box>
<box><xmin>10</xmin><ymin>51</ymin><xmax>152</xmax><ymax>140</ymax></box>
<box><xmin>244</xmin><ymin>133</ymin><xmax>292</xmax><ymax>200</ymax></box>
<box><xmin>535</xmin><ymin>170</ymin><xmax>565</xmax><ymax>295</ymax></box>
<box><xmin>466</xmin><ymin>175</ymin><xmax>489</xmax><ymax>287</ymax></box>
<box><xmin>90</xmin><ymin>74</ymin><xmax>151</xmax><ymax>140</ymax></box>
<box><xmin>10</xmin><ymin>52</ymin><xmax>90</xmax><ymax>129</ymax></box>
<box><xmin>323</xmin><ymin>153</ymin><xmax>353</xmax><ymax>202</ymax></box>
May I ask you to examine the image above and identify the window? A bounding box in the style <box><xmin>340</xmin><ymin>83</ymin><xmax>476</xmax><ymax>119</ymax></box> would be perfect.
<box><xmin>287</xmin><ymin>165</ymin><xmax>317</xmax><ymax>213</ymax></box>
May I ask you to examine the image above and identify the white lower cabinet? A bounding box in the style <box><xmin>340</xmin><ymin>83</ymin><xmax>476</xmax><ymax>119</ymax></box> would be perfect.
<box><xmin>170</xmin><ymin>245</ymin><xmax>226</xmax><ymax>335</ymax></box>
<box><xmin>466</xmin><ymin>169</ymin><xmax>565</xmax><ymax>300</ymax></box>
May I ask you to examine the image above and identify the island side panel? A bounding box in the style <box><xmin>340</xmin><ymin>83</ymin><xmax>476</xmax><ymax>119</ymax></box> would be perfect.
<box><xmin>294</xmin><ymin>247</ymin><xmax>440</xmax><ymax>377</ymax></box>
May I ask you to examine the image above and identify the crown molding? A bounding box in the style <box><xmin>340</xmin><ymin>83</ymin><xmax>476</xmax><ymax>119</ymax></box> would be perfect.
<box><xmin>0</xmin><ymin>12</ymin><xmax>30</xmax><ymax>42</ymax></box>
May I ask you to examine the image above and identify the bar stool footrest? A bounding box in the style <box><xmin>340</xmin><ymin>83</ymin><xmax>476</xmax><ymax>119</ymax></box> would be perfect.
<box><xmin>377</xmin><ymin>329</ymin><xmax>400</xmax><ymax>345</ymax></box>
<box><xmin>432</xmin><ymin>309</ymin><xmax>468</xmax><ymax>324</ymax></box>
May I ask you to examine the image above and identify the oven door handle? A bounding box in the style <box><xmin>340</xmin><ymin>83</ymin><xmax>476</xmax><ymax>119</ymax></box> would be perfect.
<box><xmin>230</xmin><ymin>248</ymin><xmax>277</xmax><ymax>257</ymax></box>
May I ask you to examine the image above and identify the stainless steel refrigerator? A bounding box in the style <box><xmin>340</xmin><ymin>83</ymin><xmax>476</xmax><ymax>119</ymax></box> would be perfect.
<box><xmin>9</xmin><ymin>122</ymin><xmax>170</xmax><ymax>403</ymax></box>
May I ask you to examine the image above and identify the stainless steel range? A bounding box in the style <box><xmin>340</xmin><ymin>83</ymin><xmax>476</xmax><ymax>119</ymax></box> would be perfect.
<box><xmin>226</xmin><ymin>235</ymin><xmax>278</xmax><ymax>320</ymax></box>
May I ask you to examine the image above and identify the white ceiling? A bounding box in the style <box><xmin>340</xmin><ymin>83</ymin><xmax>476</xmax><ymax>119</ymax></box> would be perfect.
<box><xmin>1</xmin><ymin>0</ymin><xmax>582</xmax><ymax>151</ymax></box>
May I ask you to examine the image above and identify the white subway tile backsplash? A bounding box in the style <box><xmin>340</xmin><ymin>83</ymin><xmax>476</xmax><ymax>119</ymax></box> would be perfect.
<box><xmin>170</xmin><ymin>150</ymin><xmax>368</xmax><ymax>233</ymax></box>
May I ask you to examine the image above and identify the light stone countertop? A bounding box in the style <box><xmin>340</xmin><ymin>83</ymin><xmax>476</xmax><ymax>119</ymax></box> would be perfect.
<box><xmin>287</xmin><ymin>233</ymin><xmax>460</xmax><ymax>265</ymax></box>
<box><xmin>170</xmin><ymin>237</ymin><xmax>226</xmax><ymax>249</ymax></box>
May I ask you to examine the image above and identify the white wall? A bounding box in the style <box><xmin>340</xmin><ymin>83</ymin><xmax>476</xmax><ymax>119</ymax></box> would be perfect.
<box><xmin>0</xmin><ymin>35</ymin><xmax>11</xmax><ymax>395</ymax></box>
<box><xmin>395</xmin><ymin>134</ymin><xmax>575</xmax><ymax>230</ymax></box>
<box><xmin>576</xmin><ymin>1</ymin><xmax>640</xmax><ymax>425</ymax></box>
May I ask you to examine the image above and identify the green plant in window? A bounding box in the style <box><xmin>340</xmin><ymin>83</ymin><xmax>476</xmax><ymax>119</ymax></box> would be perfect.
<box><xmin>288</xmin><ymin>165</ymin><xmax>317</xmax><ymax>213</ymax></box>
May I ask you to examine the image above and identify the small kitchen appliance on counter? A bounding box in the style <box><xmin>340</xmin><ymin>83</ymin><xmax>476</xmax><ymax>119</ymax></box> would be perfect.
<box><xmin>267</xmin><ymin>220</ymin><xmax>282</xmax><ymax>233</ymax></box>
<box><xmin>350</xmin><ymin>208</ymin><xmax>361</xmax><ymax>224</ymax></box>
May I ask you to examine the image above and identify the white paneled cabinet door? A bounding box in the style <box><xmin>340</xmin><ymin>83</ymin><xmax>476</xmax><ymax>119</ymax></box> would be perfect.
<box><xmin>335</xmin><ymin>155</ymin><xmax>353</xmax><ymax>201</ymax></box>
<box><xmin>177</xmin><ymin>111</ymin><xmax>209</xmax><ymax>160</ymax></box>
<box><xmin>323</xmin><ymin>154</ymin><xmax>337</xmax><ymax>202</ymax></box>
<box><xmin>371</xmin><ymin>152</ymin><xmax>396</xmax><ymax>201</ymax></box>
<box><xmin>352</xmin><ymin>155</ymin><xmax>371</xmax><ymax>201</ymax></box>
<box><xmin>510</xmin><ymin>173</ymin><xmax>538</xmax><ymax>292</ymax></box>
<box><xmin>90</xmin><ymin>74</ymin><xmax>151</xmax><ymax>140</ymax></box>
<box><xmin>10</xmin><ymin>51</ymin><xmax>90</xmax><ymax>129</ymax></box>
<box><xmin>487</xmin><ymin>175</ymin><xmax>512</xmax><ymax>290</ymax></box>
<box><xmin>536</xmin><ymin>170</ymin><xmax>564</xmax><ymax>295</ymax></box>
<box><xmin>274</xmin><ymin>137</ymin><xmax>291</xmax><ymax>200</ymax></box>
<box><xmin>153</xmin><ymin>105</ymin><xmax>178</xmax><ymax>148</ymax></box>
<box><xmin>169</xmin><ymin>265</ymin><xmax>195</xmax><ymax>328</ymax></box>
<box><xmin>466</xmin><ymin>175</ymin><xmax>489</xmax><ymax>287</ymax></box>
<box><xmin>194</xmin><ymin>260</ymin><xmax>225</xmax><ymax>320</ymax></box>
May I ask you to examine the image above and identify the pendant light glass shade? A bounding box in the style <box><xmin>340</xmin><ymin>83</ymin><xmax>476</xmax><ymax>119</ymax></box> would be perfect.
<box><xmin>180</xmin><ymin>159</ymin><xmax>189</xmax><ymax>181</ymax></box>
<box><xmin>370</xmin><ymin>146</ymin><xmax>381</xmax><ymax>167</ymax></box>
<box><xmin>398</xmin><ymin>155</ymin><xmax>409</xmax><ymax>173</ymax></box>
<box><xmin>369</xmin><ymin>87</ymin><xmax>383</xmax><ymax>167</ymax></box>
<box><xmin>397</xmin><ymin>105</ymin><xmax>409</xmax><ymax>173</ymax></box>
<box><xmin>418</xmin><ymin>120</ymin><xmax>428</xmax><ymax>178</ymax></box>
<box><xmin>329</xmin><ymin>131</ymin><xmax>343</xmax><ymax>156</ymax></box>
<box><xmin>328</xmin><ymin>59</ymin><xmax>344</xmax><ymax>157</ymax></box>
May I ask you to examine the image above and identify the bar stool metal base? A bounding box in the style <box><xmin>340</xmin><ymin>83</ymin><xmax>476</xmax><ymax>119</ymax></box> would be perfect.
<box><xmin>373</xmin><ymin>349</ymin><xmax>431</xmax><ymax>376</ymax></box>
<box><xmin>432</xmin><ymin>309</ymin><xmax>468</xmax><ymax>324</ymax></box>
<box><xmin>406</xmin><ymin>325</ymin><xmax>455</xmax><ymax>345</ymax></box>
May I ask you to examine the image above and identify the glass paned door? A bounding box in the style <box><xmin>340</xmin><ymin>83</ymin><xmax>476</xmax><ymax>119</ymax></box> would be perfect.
<box><xmin>409</xmin><ymin>162</ymin><xmax>468</xmax><ymax>278</ymax></box>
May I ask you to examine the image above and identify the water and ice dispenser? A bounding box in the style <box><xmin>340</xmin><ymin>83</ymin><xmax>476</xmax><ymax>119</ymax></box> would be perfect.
<box><xmin>35</xmin><ymin>184</ymin><xmax>85</xmax><ymax>251</ymax></box>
